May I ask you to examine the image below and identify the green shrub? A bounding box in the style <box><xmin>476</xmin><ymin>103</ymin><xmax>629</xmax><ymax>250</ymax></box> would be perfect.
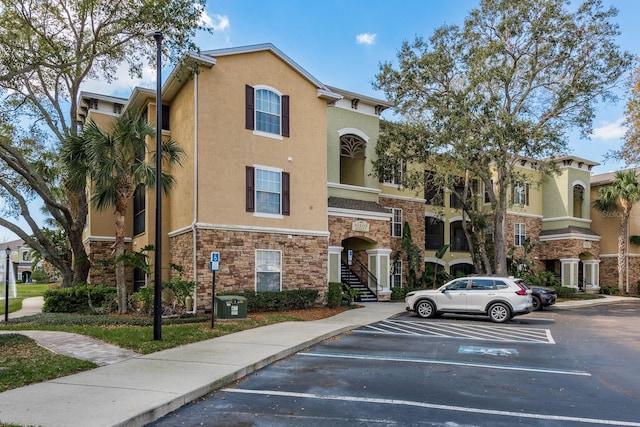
<box><xmin>43</xmin><ymin>284</ymin><xmax>117</xmax><ymax>313</ymax></box>
<box><xmin>129</xmin><ymin>286</ymin><xmax>155</xmax><ymax>315</ymax></box>
<box><xmin>599</xmin><ymin>286</ymin><xmax>621</xmax><ymax>295</ymax></box>
<box><xmin>30</xmin><ymin>269</ymin><xmax>49</xmax><ymax>283</ymax></box>
<box><xmin>327</xmin><ymin>282</ymin><xmax>343</xmax><ymax>308</ymax></box>
<box><xmin>391</xmin><ymin>286</ymin><xmax>408</xmax><ymax>301</ymax></box>
<box><xmin>552</xmin><ymin>286</ymin><xmax>576</xmax><ymax>298</ymax></box>
<box><xmin>218</xmin><ymin>289</ymin><xmax>319</xmax><ymax>312</ymax></box>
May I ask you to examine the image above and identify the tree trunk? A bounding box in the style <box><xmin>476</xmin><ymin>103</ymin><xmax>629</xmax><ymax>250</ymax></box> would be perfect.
<box><xmin>494</xmin><ymin>209</ymin><xmax>508</xmax><ymax>275</ymax></box>
<box><xmin>618</xmin><ymin>212</ymin><xmax>629</xmax><ymax>293</ymax></box>
<box><xmin>115</xmin><ymin>202</ymin><xmax>128</xmax><ymax>314</ymax></box>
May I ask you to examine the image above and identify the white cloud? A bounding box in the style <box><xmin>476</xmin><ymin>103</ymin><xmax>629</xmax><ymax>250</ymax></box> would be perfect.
<box><xmin>591</xmin><ymin>118</ymin><xmax>626</xmax><ymax>140</ymax></box>
<box><xmin>210</xmin><ymin>14</ymin><xmax>230</xmax><ymax>32</ymax></box>
<box><xmin>194</xmin><ymin>2</ymin><xmax>228</xmax><ymax>32</ymax></box>
<box><xmin>356</xmin><ymin>33</ymin><xmax>376</xmax><ymax>45</ymax></box>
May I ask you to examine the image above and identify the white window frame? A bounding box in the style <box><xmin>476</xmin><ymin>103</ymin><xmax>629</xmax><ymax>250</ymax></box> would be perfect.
<box><xmin>383</xmin><ymin>159</ymin><xmax>405</xmax><ymax>186</ymax></box>
<box><xmin>254</xmin><ymin>85</ymin><xmax>283</xmax><ymax>139</ymax></box>
<box><xmin>513</xmin><ymin>181</ymin><xmax>528</xmax><ymax>206</ymax></box>
<box><xmin>485</xmin><ymin>222</ymin><xmax>494</xmax><ymax>242</ymax></box>
<box><xmin>255</xmin><ymin>249</ymin><xmax>282</xmax><ymax>292</ymax></box>
<box><xmin>390</xmin><ymin>207</ymin><xmax>403</xmax><ymax>238</ymax></box>
<box><xmin>514</xmin><ymin>223</ymin><xmax>526</xmax><ymax>246</ymax></box>
<box><xmin>484</xmin><ymin>179</ymin><xmax>494</xmax><ymax>205</ymax></box>
<box><xmin>391</xmin><ymin>259</ymin><xmax>402</xmax><ymax>288</ymax></box>
<box><xmin>254</xmin><ymin>166</ymin><xmax>283</xmax><ymax>218</ymax></box>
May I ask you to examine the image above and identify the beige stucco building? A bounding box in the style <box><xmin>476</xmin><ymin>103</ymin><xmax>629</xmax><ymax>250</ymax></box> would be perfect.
<box><xmin>81</xmin><ymin>43</ymin><xmax>634</xmax><ymax>313</ymax></box>
<box><xmin>80</xmin><ymin>44</ymin><xmax>395</xmax><ymax>310</ymax></box>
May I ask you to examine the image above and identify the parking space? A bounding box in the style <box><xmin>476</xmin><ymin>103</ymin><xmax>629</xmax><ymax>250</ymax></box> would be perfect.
<box><xmin>151</xmin><ymin>304</ymin><xmax>640</xmax><ymax>427</ymax></box>
<box><xmin>357</xmin><ymin>318</ymin><xmax>555</xmax><ymax>344</ymax></box>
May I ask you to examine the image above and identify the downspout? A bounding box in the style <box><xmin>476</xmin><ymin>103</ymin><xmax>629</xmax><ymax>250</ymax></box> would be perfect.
<box><xmin>191</xmin><ymin>72</ymin><xmax>199</xmax><ymax>313</ymax></box>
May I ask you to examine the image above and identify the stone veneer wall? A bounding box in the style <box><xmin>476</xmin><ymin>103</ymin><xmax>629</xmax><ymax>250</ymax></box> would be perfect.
<box><xmin>379</xmin><ymin>196</ymin><xmax>425</xmax><ymax>285</ymax></box>
<box><xmin>170</xmin><ymin>229</ymin><xmax>328</xmax><ymax>312</ymax></box>
<box><xmin>328</xmin><ymin>215</ymin><xmax>391</xmax><ymax>283</ymax></box>
<box><xmin>328</xmin><ymin>216</ymin><xmax>391</xmax><ymax>248</ymax></box>
<box><xmin>505</xmin><ymin>214</ymin><xmax>543</xmax><ymax>269</ymax></box>
<box><xmin>84</xmin><ymin>239</ymin><xmax>133</xmax><ymax>289</ymax></box>
<box><xmin>599</xmin><ymin>256</ymin><xmax>640</xmax><ymax>294</ymax></box>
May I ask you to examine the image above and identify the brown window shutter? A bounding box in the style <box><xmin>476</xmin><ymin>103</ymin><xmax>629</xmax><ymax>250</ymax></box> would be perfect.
<box><xmin>281</xmin><ymin>95</ymin><xmax>290</xmax><ymax>137</ymax></box>
<box><xmin>245</xmin><ymin>85</ymin><xmax>255</xmax><ymax>130</ymax></box>
<box><xmin>282</xmin><ymin>171</ymin><xmax>290</xmax><ymax>215</ymax></box>
<box><xmin>246</xmin><ymin>166</ymin><xmax>255</xmax><ymax>212</ymax></box>
<box><xmin>525</xmin><ymin>183</ymin><xmax>529</xmax><ymax>206</ymax></box>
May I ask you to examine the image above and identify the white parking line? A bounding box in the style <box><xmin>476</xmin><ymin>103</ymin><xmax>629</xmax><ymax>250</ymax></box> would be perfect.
<box><xmin>300</xmin><ymin>351</ymin><xmax>591</xmax><ymax>376</ymax></box>
<box><xmin>222</xmin><ymin>388</ymin><xmax>640</xmax><ymax>426</ymax></box>
<box><xmin>358</xmin><ymin>320</ymin><xmax>555</xmax><ymax>344</ymax></box>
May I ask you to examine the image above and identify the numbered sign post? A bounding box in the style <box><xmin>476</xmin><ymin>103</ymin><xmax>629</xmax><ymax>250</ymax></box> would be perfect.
<box><xmin>210</xmin><ymin>252</ymin><xmax>220</xmax><ymax>328</ymax></box>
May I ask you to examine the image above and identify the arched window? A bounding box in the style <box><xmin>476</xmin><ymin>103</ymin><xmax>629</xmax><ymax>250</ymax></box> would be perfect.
<box><xmin>340</xmin><ymin>134</ymin><xmax>366</xmax><ymax>186</ymax></box>
<box><xmin>425</xmin><ymin>217</ymin><xmax>445</xmax><ymax>249</ymax></box>
<box><xmin>450</xmin><ymin>221</ymin><xmax>469</xmax><ymax>252</ymax></box>
<box><xmin>450</xmin><ymin>262</ymin><xmax>474</xmax><ymax>277</ymax></box>
<box><xmin>573</xmin><ymin>184</ymin><xmax>585</xmax><ymax>218</ymax></box>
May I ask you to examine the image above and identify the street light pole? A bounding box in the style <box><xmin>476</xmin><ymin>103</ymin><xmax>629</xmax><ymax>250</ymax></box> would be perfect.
<box><xmin>148</xmin><ymin>30</ymin><xmax>164</xmax><ymax>341</ymax></box>
<box><xmin>5</xmin><ymin>247</ymin><xmax>11</xmax><ymax>324</ymax></box>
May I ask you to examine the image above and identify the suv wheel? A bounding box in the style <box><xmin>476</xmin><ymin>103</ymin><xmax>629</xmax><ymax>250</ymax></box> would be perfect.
<box><xmin>532</xmin><ymin>295</ymin><xmax>542</xmax><ymax>311</ymax></box>
<box><xmin>415</xmin><ymin>300</ymin><xmax>436</xmax><ymax>318</ymax></box>
<box><xmin>488</xmin><ymin>302</ymin><xmax>511</xmax><ymax>323</ymax></box>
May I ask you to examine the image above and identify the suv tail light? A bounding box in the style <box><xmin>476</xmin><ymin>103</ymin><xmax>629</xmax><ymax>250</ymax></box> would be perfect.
<box><xmin>515</xmin><ymin>283</ymin><xmax>529</xmax><ymax>296</ymax></box>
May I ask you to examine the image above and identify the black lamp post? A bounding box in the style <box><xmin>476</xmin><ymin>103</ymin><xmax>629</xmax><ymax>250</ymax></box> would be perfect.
<box><xmin>148</xmin><ymin>30</ymin><xmax>164</xmax><ymax>341</ymax></box>
<box><xmin>5</xmin><ymin>247</ymin><xmax>11</xmax><ymax>324</ymax></box>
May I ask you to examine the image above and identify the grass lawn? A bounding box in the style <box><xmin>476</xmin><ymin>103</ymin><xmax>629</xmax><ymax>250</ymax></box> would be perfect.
<box><xmin>0</xmin><ymin>283</ymin><xmax>52</xmax><ymax>316</ymax></box>
<box><xmin>0</xmin><ymin>334</ymin><xmax>96</xmax><ymax>393</ymax></box>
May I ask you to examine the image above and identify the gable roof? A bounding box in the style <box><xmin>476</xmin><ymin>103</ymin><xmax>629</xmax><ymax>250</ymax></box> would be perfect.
<box><xmin>202</xmin><ymin>43</ymin><xmax>341</xmax><ymax>102</ymax></box>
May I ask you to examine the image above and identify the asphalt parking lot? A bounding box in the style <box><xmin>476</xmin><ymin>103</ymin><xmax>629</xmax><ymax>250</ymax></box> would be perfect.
<box><xmin>150</xmin><ymin>302</ymin><xmax>640</xmax><ymax>426</ymax></box>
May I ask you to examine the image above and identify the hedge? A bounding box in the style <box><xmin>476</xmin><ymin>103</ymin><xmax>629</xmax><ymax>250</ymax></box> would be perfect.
<box><xmin>327</xmin><ymin>282</ymin><xmax>343</xmax><ymax>308</ymax></box>
<box><xmin>43</xmin><ymin>284</ymin><xmax>117</xmax><ymax>313</ymax></box>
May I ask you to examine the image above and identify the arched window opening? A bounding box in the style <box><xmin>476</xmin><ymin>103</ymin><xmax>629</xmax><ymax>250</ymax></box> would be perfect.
<box><xmin>340</xmin><ymin>134</ymin><xmax>366</xmax><ymax>186</ymax></box>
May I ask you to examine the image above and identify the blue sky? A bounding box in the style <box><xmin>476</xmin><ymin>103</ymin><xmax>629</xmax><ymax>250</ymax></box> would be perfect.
<box><xmin>2</xmin><ymin>1</ymin><xmax>639</xmax><ymax>242</ymax></box>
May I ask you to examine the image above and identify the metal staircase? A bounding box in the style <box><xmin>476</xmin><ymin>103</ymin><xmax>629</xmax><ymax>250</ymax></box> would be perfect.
<box><xmin>341</xmin><ymin>262</ymin><xmax>378</xmax><ymax>302</ymax></box>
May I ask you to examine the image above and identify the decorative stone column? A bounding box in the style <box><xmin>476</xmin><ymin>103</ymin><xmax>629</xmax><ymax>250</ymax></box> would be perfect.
<box><xmin>560</xmin><ymin>258</ymin><xmax>580</xmax><ymax>289</ymax></box>
<box><xmin>328</xmin><ymin>246</ymin><xmax>344</xmax><ymax>283</ymax></box>
<box><xmin>582</xmin><ymin>259</ymin><xmax>600</xmax><ymax>293</ymax></box>
<box><xmin>367</xmin><ymin>248</ymin><xmax>392</xmax><ymax>301</ymax></box>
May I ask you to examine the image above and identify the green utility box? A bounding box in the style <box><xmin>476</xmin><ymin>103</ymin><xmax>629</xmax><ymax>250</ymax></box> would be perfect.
<box><xmin>215</xmin><ymin>295</ymin><xmax>247</xmax><ymax>319</ymax></box>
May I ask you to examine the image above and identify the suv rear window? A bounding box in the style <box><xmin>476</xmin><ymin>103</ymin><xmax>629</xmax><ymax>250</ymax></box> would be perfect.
<box><xmin>471</xmin><ymin>279</ymin><xmax>495</xmax><ymax>290</ymax></box>
<box><xmin>494</xmin><ymin>280</ymin><xmax>509</xmax><ymax>289</ymax></box>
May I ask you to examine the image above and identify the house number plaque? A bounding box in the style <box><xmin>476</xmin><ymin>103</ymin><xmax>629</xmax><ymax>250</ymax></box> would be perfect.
<box><xmin>352</xmin><ymin>220</ymin><xmax>370</xmax><ymax>232</ymax></box>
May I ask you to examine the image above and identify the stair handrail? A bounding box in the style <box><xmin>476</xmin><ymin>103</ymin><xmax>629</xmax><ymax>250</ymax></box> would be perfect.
<box><xmin>344</xmin><ymin>257</ymin><xmax>379</xmax><ymax>298</ymax></box>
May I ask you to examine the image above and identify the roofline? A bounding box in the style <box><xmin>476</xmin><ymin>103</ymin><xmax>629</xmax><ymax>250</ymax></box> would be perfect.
<box><xmin>550</xmin><ymin>155</ymin><xmax>600</xmax><ymax>168</ymax></box>
<box><xmin>78</xmin><ymin>91</ymin><xmax>128</xmax><ymax>105</ymax></box>
<box><xmin>591</xmin><ymin>167</ymin><xmax>640</xmax><ymax>186</ymax></box>
<box><xmin>202</xmin><ymin>43</ymin><xmax>341</xmax><ymax>102</ymax></box>
<box><xmin>326</xmin><ymin>85</ymin><xmax>393</xmax><ymax>109</ymax></box>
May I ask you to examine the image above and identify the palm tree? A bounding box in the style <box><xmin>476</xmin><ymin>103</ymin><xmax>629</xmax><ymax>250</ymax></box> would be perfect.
<box><xmin>593</xmin><ymin>170</ymin><xmax>640</xmax><ymax>293</ymax></box>
<box><xmin>76</xmin><ymin>108</ymin><xmax>184</xmax><ymax>313</ymax></box>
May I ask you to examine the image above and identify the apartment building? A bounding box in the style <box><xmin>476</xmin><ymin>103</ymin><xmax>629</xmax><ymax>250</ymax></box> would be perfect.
<box><xmin>590</xmin><ymin>169</ymin><xmax>640</xmax><ymax>294</ymax></box>
<box><xmin>80</xmin><ymin>44</ymin><xmax>395</xmax><ymax>309</ymax></box>
<box><xmin>80</xmin><ymin>43</ymin><xmax>612</xmax><ymax>312</ymax></box>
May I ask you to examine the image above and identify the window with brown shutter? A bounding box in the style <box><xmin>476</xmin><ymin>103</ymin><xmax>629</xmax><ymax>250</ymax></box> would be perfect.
<box><xmin>281</xmin><ymin>95</ymin><xmax>290</xmax><ymax>137</ymax></box>
<box><xmin>282</xmin><ymin>171</ymin><xmax>290</xmax><ymax>215</ymax></box>
<box><xmin>246</xmin><ymin>85</ymin><xmax>289</xmax><ymax>137</ymax></box>
<box><xmin>246</xmin><ymin>166</ymin><xmax>255</xmax><ymax>212</ymax></box>
<box><xmin>245</xmin><ymin>85</ymin><xmax>255</xmax><ymax>130</ymax></box>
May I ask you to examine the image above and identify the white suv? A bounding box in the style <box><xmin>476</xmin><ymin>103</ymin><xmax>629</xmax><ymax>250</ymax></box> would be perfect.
<box><xmin>405</xmin><ymin>276</ymin><xmax>533</xmax><ymax>323</ymax></box>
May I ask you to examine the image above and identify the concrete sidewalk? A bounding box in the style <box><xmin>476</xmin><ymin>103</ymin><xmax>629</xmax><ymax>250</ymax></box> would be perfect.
<box><xmin>0</xmin><ymin>295</ymin><xmax>635</xmax><ymax>427</ymax></box>
<box><xmin>0</xmin><ymin>301</ymin><xmax>405</xmax><ymax>427</ymax></box>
